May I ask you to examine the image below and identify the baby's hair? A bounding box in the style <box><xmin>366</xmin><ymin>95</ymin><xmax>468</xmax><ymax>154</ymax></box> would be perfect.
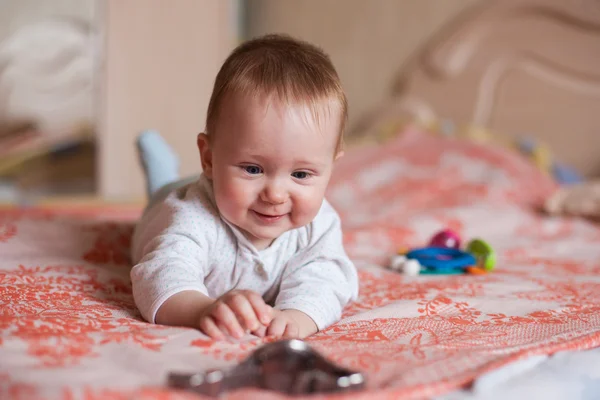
<box><xmin>205</xmin><ymin>34</ymin><xmax>347</xmax><ymax>152</ymax></box>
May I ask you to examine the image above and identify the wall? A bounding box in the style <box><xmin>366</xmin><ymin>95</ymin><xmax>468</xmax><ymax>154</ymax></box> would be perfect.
<box><xmin>245</xmin><ymin>0</ymin><xmax>482</xmax><ymax>132</ymax></box>
<box><xmin>98</xmin><ymin>0</ymin><xmax>236</xmax><ymax>200</ymax></box>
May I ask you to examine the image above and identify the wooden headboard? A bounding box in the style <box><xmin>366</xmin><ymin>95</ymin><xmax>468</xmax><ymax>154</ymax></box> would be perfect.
<box><xmin>353</xmin><ymin>0</ymin><xmax>600</xmax><ymax>177</ymax></box>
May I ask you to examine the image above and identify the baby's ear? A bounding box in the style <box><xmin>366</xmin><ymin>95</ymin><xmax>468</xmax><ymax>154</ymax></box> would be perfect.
<box><xmin>334</xmin><ymin>150</ymin><xmax>345</xmax><ymax>161</ymax></box>
<box><xmin>197</xmin><ymin>133</ymin><xmax>213</xmax><ymax>178</ymax></box>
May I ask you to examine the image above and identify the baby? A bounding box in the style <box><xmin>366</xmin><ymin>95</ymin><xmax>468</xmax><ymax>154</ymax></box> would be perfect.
<box><xmin>130</xmin><ymin>34</ymin><xmax>358</xmax><ymax>340</ymax></box>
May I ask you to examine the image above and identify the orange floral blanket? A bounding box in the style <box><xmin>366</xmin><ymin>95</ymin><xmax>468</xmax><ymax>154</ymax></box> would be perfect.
<box><xmin>2</xmin><ymin>129</ymin><xmax>600</xmax><ymax>400</ymax></box>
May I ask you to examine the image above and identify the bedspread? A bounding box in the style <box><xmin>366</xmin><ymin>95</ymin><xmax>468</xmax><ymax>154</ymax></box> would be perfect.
<box><xmin>2</xmin><ymin>128</ymin><xmax>600</xmax><ymax>400</ymax></box>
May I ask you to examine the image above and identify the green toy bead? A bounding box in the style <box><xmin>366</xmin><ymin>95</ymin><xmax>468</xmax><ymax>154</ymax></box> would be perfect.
<box><xmin>466</xmin><ymin>239</ymin><xmax>496</xmax><ymax>271</ymax></box>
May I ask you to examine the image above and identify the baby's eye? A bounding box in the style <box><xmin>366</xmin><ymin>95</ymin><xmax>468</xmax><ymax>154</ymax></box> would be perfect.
<box><xmin>242</xmin><ymin>165</ymin><xmax>263</xmax><ymax>175</ymax></box>
<box><xmin>292</xmin><ymin>171</ymin><xmax>311</xmax><ymax>179</ymax></box>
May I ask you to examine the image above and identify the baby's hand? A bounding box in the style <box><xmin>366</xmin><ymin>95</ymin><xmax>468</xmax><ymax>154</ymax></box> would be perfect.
<box><xmin>266</xmin><ymin>309</ymin><xmax>318</xmax><ymax>339</ymax></box>
<box><xmin>198</xmin><ymin>290</ymin><xmax>273</xmax><ymax>340</ymax></box>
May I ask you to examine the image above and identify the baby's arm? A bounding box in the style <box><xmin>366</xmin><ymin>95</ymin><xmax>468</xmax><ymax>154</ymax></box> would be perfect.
<box><xmin>270</xmin><ymin>201</ymin><xmax>359</xmax><ymax>338</ymax></box>
<box><xmin>157</xmin><ymin>289</ymin><xmax>273</xmax><ymax>339</ymax></box>
<box><xmin>132</xmin><ymin>233</ymin><xmax>273</xmax><ymax>338</ymax></box>
<box><xmin>131</xmin><ymin>191</ymin><xmax>272</xmax><ymax>339</ymax></box>
<box><xmin>155</xmin><ymin>290</ymin><xmax>214</xmax><ymax>327</ymax></box>
<box><xmin>131</xmin><ymin>228</ymin><xmax>211</xmax><ymax>325</ymax></box>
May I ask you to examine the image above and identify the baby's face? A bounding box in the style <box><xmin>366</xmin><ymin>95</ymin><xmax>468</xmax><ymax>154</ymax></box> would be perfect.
<box><xmin>199</xmin><ymin>94</ymin><xmax>341</xmax><ymax>250</ymax></box>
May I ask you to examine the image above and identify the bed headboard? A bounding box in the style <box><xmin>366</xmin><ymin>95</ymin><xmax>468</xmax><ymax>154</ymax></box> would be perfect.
<box><xmin>353</xmin><ymin>0</ymin><xmax>600</xmax><ymax>178</ymax></box>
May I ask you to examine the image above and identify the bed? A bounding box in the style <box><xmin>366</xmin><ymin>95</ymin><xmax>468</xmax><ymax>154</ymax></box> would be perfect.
<box><xmin>2</xmin><ymin>0</ymin><xmax>600</xmax><ymax>398</ymax></box>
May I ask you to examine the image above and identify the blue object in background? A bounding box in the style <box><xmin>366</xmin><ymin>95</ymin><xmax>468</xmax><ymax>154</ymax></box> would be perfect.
<box><xmin>516</xmin><ymin>135</ymin><xmax>584</xmax><ymax>185</ymax></box>
<box><xmin>516</xmin><ymin>136</ymin><xmax>536</xmax><ymax>155</ymax></box>
<box><xmin>552</xmin><ymin>162</ymin><xmax>584</xmax><ymax>185</ymax></box>
<box><xmin>406</xmin><ymin>247</ymin><xmax>476</xmax><ymax>271</ymax></box>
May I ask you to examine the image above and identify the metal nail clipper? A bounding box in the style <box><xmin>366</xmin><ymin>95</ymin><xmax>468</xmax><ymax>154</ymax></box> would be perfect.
<box><xmin>168</xmin><ymin>339</ymin><xmax>366</xmax><ymax>396</ymax></box>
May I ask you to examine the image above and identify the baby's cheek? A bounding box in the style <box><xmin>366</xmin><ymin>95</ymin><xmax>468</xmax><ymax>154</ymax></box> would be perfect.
<box><xmin>215</xmin><ymin>179</ymin><xmax>249</xmax><ymax>214</ymax></box>
<box><xmin>292</xmin><ymin>189</ymin><xmax>326</xmax><ymax>224</ymax></box>
<box><xmin>221</xmin><ymin>181</ymin><xmax>242</xmax><ymax>201</ymax></box>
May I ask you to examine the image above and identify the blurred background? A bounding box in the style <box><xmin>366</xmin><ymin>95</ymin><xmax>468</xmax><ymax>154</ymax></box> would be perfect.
<box><xmin>0</xmin><ymin>0</ymin><xmax>97</xmax><ymax>203</ymax></box>
<box><xmin>0</xmin><ymin>0</ymin><xmax>481</xmax><ymax>204</ymax></box>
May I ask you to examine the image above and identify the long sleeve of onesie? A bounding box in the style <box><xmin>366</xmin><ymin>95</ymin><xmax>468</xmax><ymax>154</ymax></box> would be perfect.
<box><xmin>275</xmin><ymin>200</ymin><xmax>359</xmax><ymax>331</ymax></box>
<box><xmin>130</xmin><ymin>184</ymin><xmax>216</xmax><ymax>324</ymax></box>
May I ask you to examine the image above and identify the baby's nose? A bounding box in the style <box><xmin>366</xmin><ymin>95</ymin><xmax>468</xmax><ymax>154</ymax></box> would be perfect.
<box><xmin>261</xmin><ymin>184</ymin><xmax>288</xmax><ymax>204</ymax></box>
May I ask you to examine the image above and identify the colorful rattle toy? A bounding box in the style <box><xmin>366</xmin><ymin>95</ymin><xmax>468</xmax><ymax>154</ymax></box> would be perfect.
<box><xmin>389</xmin><ymin>229</ymin><xmax>496</xmax><ymax>276</ymax></box>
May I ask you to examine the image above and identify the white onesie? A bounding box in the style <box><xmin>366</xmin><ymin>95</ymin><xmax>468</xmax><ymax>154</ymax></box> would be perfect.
<box><xmin>130</xmin><ymin>174</ymin><xmax>359</xmax><ymax>331</ymax></box>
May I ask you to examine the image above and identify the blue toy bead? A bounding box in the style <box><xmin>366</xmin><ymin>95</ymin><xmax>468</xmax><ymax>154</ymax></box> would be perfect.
<box><xmin>405</xmin><ymin>247</ymin><xmax>476</xmax><ymax>271</ymax></box>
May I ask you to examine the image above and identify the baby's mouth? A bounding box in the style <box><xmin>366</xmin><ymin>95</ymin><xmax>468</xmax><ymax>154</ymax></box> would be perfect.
<box><xmin>252</xmin><ymin>210</ymin><xmax>287</xmax><ymax>222</ymax></box>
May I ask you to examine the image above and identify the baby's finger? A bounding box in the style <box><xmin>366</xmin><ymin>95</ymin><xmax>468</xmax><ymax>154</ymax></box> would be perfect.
<box><xmin>266</xmin><ymin>317</ymin><xmax>287</xmax><ymax>338</ymax></box>
<box><xmin>226</xmin><ymin>293</ymin><xmax>260</xmax><ymax>332</ymax></box>
<box><xmin>244</xmin><ymin>291</ymin><xmax>273</xmax><ymax>325</ymax></box>
<box><xmin>199</xmin><ymin>316</ymin><xmax>225</xmax><ymax>340</ymax></box>
<box><xmin>283</xmin><ymin>323</ymin><xmax>299</xmax><ymax>339</ymax></box>
<box><xmin>212</xmin><ymin>302</ymin><xmax>245</xmax><ymax>338</ymax></box>
<box><xmin>217</xmin><ymin>321</ymin><xmax>233</xmax><ymax>338</ymax></box>
<box><xmin>252</xmin><ymin>325</ymin><xmax>267</xmax><ymax>338</ymax></box>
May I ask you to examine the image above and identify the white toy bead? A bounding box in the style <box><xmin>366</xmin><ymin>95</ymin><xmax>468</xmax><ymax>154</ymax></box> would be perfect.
<box><xmin>402</xmin><ymin>259</ymin><xmax>421</xmax><ymax>276</ymax></box>
<box><xmin>390</xmin><ymin>255</ymin><xmax>407</xmax><ymax>271</ymax></box>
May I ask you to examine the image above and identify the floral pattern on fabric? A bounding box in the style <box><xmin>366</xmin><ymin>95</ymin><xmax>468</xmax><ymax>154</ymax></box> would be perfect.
<box><xmin>1</xmin><ymin>129</ymin><xmax>600</xmax><ymax>400</ymax></box>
